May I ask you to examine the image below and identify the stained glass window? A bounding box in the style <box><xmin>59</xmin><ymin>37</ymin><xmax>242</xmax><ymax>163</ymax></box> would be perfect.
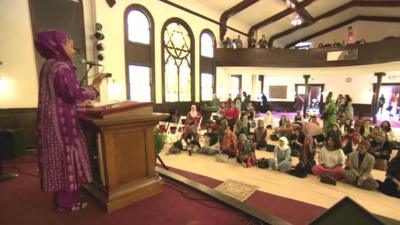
<box><xmin>163</xmin><ymin>21</ymin><xmax>193</xmax><ymax>102</ymax></box>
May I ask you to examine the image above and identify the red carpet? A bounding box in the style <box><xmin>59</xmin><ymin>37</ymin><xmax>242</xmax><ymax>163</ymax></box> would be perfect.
<box><xmin>166</xmin><ymin>167</ymin><xmax>326</xmax><ymax>225</ymax></box>
<box><xmin>0</xmin><ymin>154</ymin><xmax>326</xmax><ymax>225</ymax></box>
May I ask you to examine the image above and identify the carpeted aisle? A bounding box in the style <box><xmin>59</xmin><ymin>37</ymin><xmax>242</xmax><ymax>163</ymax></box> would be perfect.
<box><xmin>0</xmin><ymin>155</ymin><xmax>260</xmax><ymax>225</ymax></box>
<box><xmin>166</xmin><ymin>167</ymin><xmax>326</xmax><ymax>225</ymax></box>
<box><xmin>1</xmin><ymin>154</ymin><xmax>326</xmax><ymax>225</ymax></box>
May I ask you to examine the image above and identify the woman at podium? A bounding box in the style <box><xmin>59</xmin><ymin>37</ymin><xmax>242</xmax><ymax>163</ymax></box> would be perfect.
<box><xmin>34</xmin><ymin>30</ymin><xmax>106</xmax><ymax>212</ymax></box>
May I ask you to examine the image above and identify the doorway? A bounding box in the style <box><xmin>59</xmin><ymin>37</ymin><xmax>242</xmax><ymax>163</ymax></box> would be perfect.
<box><xmin>374</xmin><ymin>83</ymin><xmax>400</xmax><ymax>122</ymax></box>
<box><xmin>295</xmin><ymin>84</ymin><xmax>324</xmax><ymax>114</ymax></box>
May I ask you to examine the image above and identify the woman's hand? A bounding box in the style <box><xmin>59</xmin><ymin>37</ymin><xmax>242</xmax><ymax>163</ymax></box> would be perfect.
<box><xmin>91</xmin><ymin>73</ymin><xmax>107</xmax><ymax>91</ymax></box>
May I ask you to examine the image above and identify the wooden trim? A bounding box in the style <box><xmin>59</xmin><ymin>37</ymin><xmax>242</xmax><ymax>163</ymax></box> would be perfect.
<box><xmin>285</xmin><ymin>16</ymin><xmax>400</xmax><ymax>48</ymax></box>
<box><xmin>248</xmin><ymin>0</ymin><xmax>315</xmax><ymax>36</ymax></box>
<box><xmin>161</xmin><ymin>18</ymin><xmax>195</xmax><ymax>103</ymax></box>
<box><xmin>158</xmin><ymin>0</ymin><xmax>248</xmax><ymax>37</ymax></box>
<box><xmin>219</xmin><ymin>0</ymin><xmax>259</xmax><ymax>41</ymax></box>
<box><xmin>156</xmin><ymin>167</ymin><xmax>292</xmax><ymax>225</ymax></box>
<box><xmin>200</xmin><ymin>29</ymin><xmax>217</xmax><ymax>102</ymax></box>
<box><xmin>270</xmin><ymin>0</ymin><xmax>400</xmax><ymax>47</ymax></box>
<box><xmin>285</xmin><ymin>0</ymin><xmax>314</xmax><ymax>23</ymax></box>
<box><xmin>124</xmin><ymin>4</ymin><xmax>155</xmax><ymax>103</ymax></box>
<box><xmin>216</xmin><ymin>37</ymin><xmax>400</xmax><ymax>67</ymax></box>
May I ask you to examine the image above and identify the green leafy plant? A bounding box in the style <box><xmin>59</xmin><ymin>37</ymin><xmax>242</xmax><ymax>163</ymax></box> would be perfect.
<box><xmin>153</xmin><ymin>126</ymin><xmax>167</xmax><ymax>154</ymax></box>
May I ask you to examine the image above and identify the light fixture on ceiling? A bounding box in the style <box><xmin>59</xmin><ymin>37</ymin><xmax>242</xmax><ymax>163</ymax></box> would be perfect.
<box><xmin>286</xmin><ymin>0</ymin><xmax>296</xmax><ymax>9</ymax></box>
<box><xmin>290</xmin><ymin>13</ymin><xmax>303</xmax><ymax>26</ymax></box>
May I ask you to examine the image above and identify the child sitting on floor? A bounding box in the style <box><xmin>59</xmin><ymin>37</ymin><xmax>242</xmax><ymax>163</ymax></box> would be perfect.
<box><xmin>237</xmin><ymin>134</ymin><xmax>257</xmax><ymax>168</ymax></box>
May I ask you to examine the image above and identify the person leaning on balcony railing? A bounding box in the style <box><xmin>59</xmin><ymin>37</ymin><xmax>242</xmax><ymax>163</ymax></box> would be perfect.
<box><xmin>258</xmin><ymin>34</ymin><xmax>268</xmax><ymax>48</ymax></box>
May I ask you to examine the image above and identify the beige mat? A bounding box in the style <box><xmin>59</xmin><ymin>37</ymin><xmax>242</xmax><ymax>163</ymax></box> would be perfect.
<box><xmin>215</xmin><ymin>179</ymin><xmax>257</xmax><ymax>202</ymax></box>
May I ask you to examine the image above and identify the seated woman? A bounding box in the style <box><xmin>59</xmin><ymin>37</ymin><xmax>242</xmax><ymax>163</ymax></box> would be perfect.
<box><xmin>185</xmin><ymin>104</ymin><xmax>202</xmax><ymax>128</ymax></box>
<box><xmin>263</xmin><ymin>111</ymin><xmax>274</xmax><ymax>129</ymax></box>
<box><xmin>378</xmin><ymin>152</ymin><xmax>400</xmax><ymax>198</ymax></box>
<box><xmin>237</xmin><ymin>134</ymin><xmax>257</xmax><ymax>168</ymax></box>
<box><xmin>268</xmin><ymin>137</ymin><xmax>292</xmax><ymax>173</ymax></box>
<box><xmin>353</xmin><ymin>115</ymin><xmax>364</xmax><ymax>132</ymax></box>
<box><xmin>289</xmin><ymin>136</ymin><xmax>316</xmax><ymax>178</ymax></box>
<box><xmin>289</xmin><ymin>126</ymin><xmax>305</xmax><ymax>157</ymax></box>
<box><xmin>220</xmin><ymin>119</ymin><xmax>238</xmax><ymax>158</ymax></box>
<box><xmin>246</xmin><ymin>102</ymin><xmax>255</xmax><ymax>121</ymax></box>
<box><xmin>241</xmin><ymin>115</ymin><xmax>251</xmax><ymax>135</ymax></box>
<box><xmin>343</xmin><ymin>140</ymin><xmax>379</xmax><ymax>190</ymax></box>
<box><xmin>342</xmin><ymin>131</ymin><xmax>361</xmax><ymax>155</ymax></box>
<box><xmin>308</xmin><ymin>114</ymin><xmax>320</xmax><ymax>126</ymax></box>
<box><xmin>234</xmin><ymin>120</ymin><xmax>249</xmax><ymax>138</ymax></box>
<box><xmin>326</xmin><ymin>123</ymin><xmax>342</xmax><ymax>141</ymax></box>
<box><xmin>337</xmin><ymin>111</ymin><xmax>348</xmax><ymax>126</ymax></box>
<box><xmin>184</xmin><ymin>125</ymin><xmax>201</xmax><ymax>156</ymax></box>
<box><xmin>359</xmin><ymin>119</ymin><xmax>373</xmax><ymax>139</ymax></box>
<box><xmin>224</xmin><ymin>99</ymin><xmax>240</xmax><ymax>131</ymax></box>
<box><xmin>278</xmin><ymin>115</ymin><xmax>289</xmax><ymax>128</ymax></box>
<box><xmin>199</xmin><ymin>126</ymin><xmax>219</xmax><ymax>155</ymax></box>
<box><xmin>312</xmin><ymin>136</ymin><xmax>346</xmax><ymax>181</ymax></box>
<box><xmin>380</xmin><ymin>120</ymin><xmax>396</xmax><ymax>144</ymax></box>
<box><xmin>369</xmin><ymin>127</ymin><xmax>392</xmax><ymax>161</ymax></box>
<box><xmin>276</xmin><ymin>120</ymin><xmax>294</xmax><ymax>139</ymax></box>
<box><xmin>340</xmin><ymin>118</ymin><xmax>353</xmax><ymax>136</ymax></box>
<box><xmin>304</xmin><ymin>121</ymin><xmax>324</xmax><ymax>144</ymax></box>
<box><xmin>253</xmin><ymin>120</ymin><xmax>267</xmax><ymax>150</ymax></box>
<box><xmin>293</xmin><ymin>111</ymin><xmax>304</xmax><ymax>125</ymax></box>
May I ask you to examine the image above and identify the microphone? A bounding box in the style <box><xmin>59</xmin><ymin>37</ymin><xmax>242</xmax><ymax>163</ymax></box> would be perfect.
<box><xmin>81</xmin><ymin>59</ymin><xmax>103</xmax><ymax>67</ymax></box>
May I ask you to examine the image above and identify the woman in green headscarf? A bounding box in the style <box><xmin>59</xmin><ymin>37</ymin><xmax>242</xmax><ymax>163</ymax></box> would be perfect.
<box><xmin>323</xmin><ymin>92</ymin><xmax>337</xmax><ymax>134</ymax></box>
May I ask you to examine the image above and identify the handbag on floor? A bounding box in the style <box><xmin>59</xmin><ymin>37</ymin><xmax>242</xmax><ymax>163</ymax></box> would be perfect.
<box><xmin>257</xmin><ymin>157</ymin><xmax>269</xmax><ymax>169</ymax></box>
<box><xmin>216</xmin><ymin>153</ymin><xmax>229</xmax><ymax>163</ymax></box>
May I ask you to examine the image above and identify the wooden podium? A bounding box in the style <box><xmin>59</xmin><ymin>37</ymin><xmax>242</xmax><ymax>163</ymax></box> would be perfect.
<box><xmin>81</xmin><ymin>101</ymin><xmax>168</xmax><ymax>212</ymax></box>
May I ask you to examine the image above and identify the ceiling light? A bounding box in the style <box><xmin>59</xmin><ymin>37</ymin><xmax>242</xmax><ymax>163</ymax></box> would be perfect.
<box><xmin>290</xmin><ymin>13</ymin><xmax>303</xmax><ymax>26</ymax></box>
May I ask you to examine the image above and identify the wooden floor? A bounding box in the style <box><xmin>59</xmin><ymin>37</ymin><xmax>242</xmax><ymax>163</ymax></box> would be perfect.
<box><xmin>159</xmin><ymin>144</ymin><xmax>400</xmax><ymax>221</ymax></box>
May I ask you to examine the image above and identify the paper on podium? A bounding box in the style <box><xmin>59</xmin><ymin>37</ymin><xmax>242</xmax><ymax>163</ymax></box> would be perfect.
<box><xmin>85</xmin><ymin>100</ymin><xmax>154</xmax><ymax>119</ymax></box>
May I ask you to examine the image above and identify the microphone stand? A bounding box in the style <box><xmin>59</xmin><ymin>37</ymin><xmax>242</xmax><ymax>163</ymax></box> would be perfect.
<box><xmin>80</xmin><ymin>64</ymin><xmax>94</xmax><ymax>86</ymax></box>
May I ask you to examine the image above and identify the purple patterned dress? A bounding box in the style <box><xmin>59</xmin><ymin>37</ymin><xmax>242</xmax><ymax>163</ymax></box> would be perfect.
<box><xmin>34</xmin><ymin>31</ymin><xmax>98</xmax><ymax>203</ymax></box>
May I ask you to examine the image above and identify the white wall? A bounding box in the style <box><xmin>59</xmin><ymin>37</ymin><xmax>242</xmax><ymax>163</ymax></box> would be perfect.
<box><xmin>309</xmin><ymin>21</ymin><xmax>400</xmax><ymax>47</ymax></box>
<box><xmin>0</xmin><ymin>0</ymin><xmax>38</xmax><ymax>108</ymax></box>
<box><xmin>222</xmin><ymin>62</ymin><xmax>400</xmax><ymax>104</ymax></box>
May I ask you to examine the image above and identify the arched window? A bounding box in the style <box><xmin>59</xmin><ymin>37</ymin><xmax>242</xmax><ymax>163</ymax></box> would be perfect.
<box><xmin>162</xmin><ymin>18</ymin><xmax>194</xmax><ymax>102</ymax></box>
<box><xmin>127</xmin><ymin>10</ymin><xmax>150</xmax><ymax>44</ymax></box>
<box><xmin>200</xmin><ymin>30</ymin><xmax>216</xmax><ymax>101</ymax></box>
<box><xmin>124</xmin><ymin>4</ymin><xmax>154</xmax><ymax>102</ymax></box>
<box><xmin>201</xmin><ymin>32</ymin><xmax>214</xmax><ymax>58</ymax></box>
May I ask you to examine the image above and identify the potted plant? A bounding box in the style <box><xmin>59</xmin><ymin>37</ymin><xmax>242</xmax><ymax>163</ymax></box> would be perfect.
<box><xmin>153</xmin><ymin>126</ymin><xmax>166</xmax><ymax>154</ymax></box>
<box><xmin>153</xmin><ymin>126</ymin><xmax>169</xmax><ymax>169</ymax></box>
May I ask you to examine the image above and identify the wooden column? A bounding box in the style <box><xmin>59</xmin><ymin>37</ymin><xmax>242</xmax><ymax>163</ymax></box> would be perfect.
<box><xmin>372</xmin><ymin>72</ymin><xmax>385</xmax><ymax>123</ymax></box>
<box><xmin>303</xmin><ymin>74</ymin><xmax>311</xmax><ymax>118</ymax></box>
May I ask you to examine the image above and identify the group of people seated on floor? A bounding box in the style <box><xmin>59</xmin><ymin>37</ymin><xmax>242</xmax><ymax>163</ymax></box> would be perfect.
<box><xmin>164</xmin><ymin>92</ymin><xmax>400</xmax><ymax>200</ymax></box>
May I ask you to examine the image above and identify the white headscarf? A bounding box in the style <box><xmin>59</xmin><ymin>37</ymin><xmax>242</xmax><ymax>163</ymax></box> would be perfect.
<box><xmin>264</xmin><ymin>111</ymin><xmax>274</xmax><ymax>128</ymax></box>
<box><xmin>278</xmin><ymin>136</ymin><xmax>289</xmax><ymax>150</ymax></box>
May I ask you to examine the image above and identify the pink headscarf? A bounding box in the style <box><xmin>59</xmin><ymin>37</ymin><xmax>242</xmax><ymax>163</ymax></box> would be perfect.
<box><xmin>34</xmin><ymin>30</ymin><xmax>72</xmax><ymax>64</ymax></box>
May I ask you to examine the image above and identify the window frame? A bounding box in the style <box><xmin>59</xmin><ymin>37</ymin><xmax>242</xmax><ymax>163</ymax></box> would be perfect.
<box><xmin>124</xmin><ymin>4</ymin><xmax>155</xmax><ymax>102</ymax></box>
<box><xmin>199</xmin><ymin>29</ymin><xmax>216</xmax><ymax>102</ymax></box>
<box><xmin>231</xmin><ymin>75</ymin><xmax>242</xmax><ymax>99</ymax></box>
<box><xmin>161</xmin><ymin>18</ymin><xmax>195</xmax><ymax>103</ymax></box>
